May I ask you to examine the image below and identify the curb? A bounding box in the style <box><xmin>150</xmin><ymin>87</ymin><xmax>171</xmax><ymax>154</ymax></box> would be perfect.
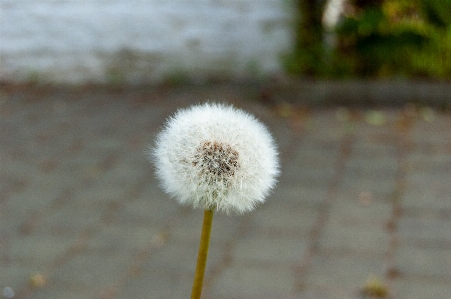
<box><xmin>265</xmin><ymin>80</ymin><xmax>451</xmax><ymax>108</ymax></box>
<box><xmin>1</xmin><ymin>80</ymin><xmax>450</xmax><ymax>108</ymax></box>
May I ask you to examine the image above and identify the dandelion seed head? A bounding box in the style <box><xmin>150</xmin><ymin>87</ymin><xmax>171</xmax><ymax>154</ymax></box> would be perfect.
<box><xmin>150</xmin><ymin>102</ymin><xmax>279</xmax><ymax>214</ymax></box>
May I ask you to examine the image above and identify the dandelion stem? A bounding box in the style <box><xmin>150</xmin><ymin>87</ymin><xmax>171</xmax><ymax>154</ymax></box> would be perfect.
<box><xmin>191</xmin><ymin>209</ymin><xmax>214</xmax><ymax>299</ymax></box>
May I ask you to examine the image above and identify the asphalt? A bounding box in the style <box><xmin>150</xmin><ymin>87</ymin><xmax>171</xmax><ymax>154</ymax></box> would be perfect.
<box><xmin>0</xmin><ymin>84</ymin><xmax>450</xmax><ymax>299</ymax></box>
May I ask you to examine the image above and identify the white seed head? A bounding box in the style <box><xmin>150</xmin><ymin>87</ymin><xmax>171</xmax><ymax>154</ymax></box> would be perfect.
<box><xmin>150</xmin><ymin>103</ymin><xmax>279</xmax><ymax>214</ymax></box>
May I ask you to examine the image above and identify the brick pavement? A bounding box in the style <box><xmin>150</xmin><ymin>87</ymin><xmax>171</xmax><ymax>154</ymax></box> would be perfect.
<box><xmin>0</xmin><ymin>85</ymin><xmax>450</xmax><ymax>299</ymax></box>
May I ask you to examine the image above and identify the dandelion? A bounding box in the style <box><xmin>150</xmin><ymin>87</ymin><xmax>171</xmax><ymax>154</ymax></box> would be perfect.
<box><xmin>151</xmin><ymin>102</ymin><xmax>279</xmax><ymax>214</ymax></box>
<box><xmin>149</xmin><ymin>102</ymin><xmax>279</xmax><ymax>299</ymax></box>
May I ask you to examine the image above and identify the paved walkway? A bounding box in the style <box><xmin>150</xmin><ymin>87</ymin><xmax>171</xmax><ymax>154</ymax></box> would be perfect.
<box><xmin>1</xmin><ymin>85</ymin><xmax>450</xmax><ymax>299</ymax></box>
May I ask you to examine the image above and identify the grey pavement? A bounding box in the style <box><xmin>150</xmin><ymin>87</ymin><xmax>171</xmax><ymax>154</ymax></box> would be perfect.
<box><xmin>0</xmin><ymin>84</ymin><xmax>450</xmax><ymax>299</ymax></box>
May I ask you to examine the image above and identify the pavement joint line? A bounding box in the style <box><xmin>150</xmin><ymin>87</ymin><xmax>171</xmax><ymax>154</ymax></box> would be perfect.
<box><xmin>293</xmin><ymin>124</ymin><xmax>356</xmax><ymax>293</ymax></box>
<box><xmin>202</xmin><ymin>213</ymin><xmax>253</xmax><ymax>296</ymax></box>
<box><xmin>383</xmin><ymin>110</ymin><xmax>414</xmax><ymax>292</ymax></box>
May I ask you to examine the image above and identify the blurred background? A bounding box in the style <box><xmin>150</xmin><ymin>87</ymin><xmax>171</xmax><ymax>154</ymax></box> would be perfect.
<box><xmin>1</xmin><ymin>0</ymin><xmax>450</xmax><ymax>84</ymax></box>
<box><xmin>288</xmin><ymin>0</ymin><xmax>451</xmax><ymax>79</ymax></box>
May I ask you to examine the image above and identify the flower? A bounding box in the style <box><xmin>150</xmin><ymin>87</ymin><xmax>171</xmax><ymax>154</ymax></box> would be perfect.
<box><xmin>150</xmin><ymin>103</ymin><xmax>279</xmax><ymax>214</ymax></box>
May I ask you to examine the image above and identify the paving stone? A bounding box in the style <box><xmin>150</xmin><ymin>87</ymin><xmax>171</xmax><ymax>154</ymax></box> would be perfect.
<box><xmin>35</xmin><ymin>200</ymin><xmax>105</xmax><ymax>235</ymax></box>
<box><xmin>252</xmin><ymin>201</ymin><xmax>319</xmax><ymax>238</ymax></box>
<box><xmin>167</xmin><ymin>211</ymin><xmax>241</xmax><ymax>247</ymax></box>
<box><xmin>410</xmin><ymin>121</ymin><xmax>451</xmax><ymax>144</ymax></box>
<box><xmin>293</xmin><ymin>173</ymin><xmax>336</xmax><ymax>193</ymax></box>
<box><xmin>304</xmin><ymin>254</ymin><xmax>386</xmax><ymax>292</ymax></box>
<box><xmin>283</xmin><ymin>143</ymin><xmax>337</xmax><ymax>183</ymax></box>
<box><xmin>406</xmin><ymin>169</ymin><xmax>451</xmax><ymax>187</ymax></box>
<box><xmin>295</xmin><ymin>138</ymin><xmax>341</xmax><ymax>156</ymax></box>
<box><xmin>142</xmin><ymin>239</ymin><xmax>212</xmax><ymax>274</ymax></box>
<box><xmin>84</xmin><ymin>223</ymin><xmax>162</xmax><ymax>253</ymax></box>
<box><xmin>208</xmin><ymin>264</ymin><xmax>295</xmax><ymax>299</ymax></box>
<box><xmin>233</xmin><ymin>235</ymin><xmax>308</xmax><ymax>264</ymax></box>
<box><xmin>344</xmin><ymin>156</ymin><xmax>398</xmax><ymax>179</ymax></box>
<box><xmin>351</xmin><ymin>142</ymin><xmax>398</xmax><ymax>157</ymax></box>
<box><xmin>392</xmin><ymin>278</ymin><xmax>451</xmax><ymax>299</ymax></box>
<box><xmin>398</xmin><ymin>217</ymin><xmax>451</xmax><ymax>244</ymax></box>
<box><xmin>208</xmin><ymin>213</ymin><xmax>242</xmax><ymax>245</ymax></box>
<box><xmin>28</xmin><ymin>288</ymin><xmax>89</xmax><ymax>299</ymax></box>
<box><xmin>56</xmin><ymin>156</ymin><xmax>109</xmax><ymax>179</ymax></box>
<box><xmin>71</xmin><ymin>185</ymin><xmax>130</xmax><ymax>205</ymax></box>
<box><xmin>394</xmin><ymin>245</ymin><xmax>451</xmax><ymax>278</ymax></box>
<box><xmin>292</xmin><ymin>149</ymin><xmax>338</xmax><ymax>173</ymax></box>
<box><xmin>5</xmin><ymin>234</ymin><xmax>74</xmax><ymax>265</ymax></box>
<box><xmin>112</xmin><ymin>196</ymin><xmax>180</xmax><ymax>227</ymax></box>
<box><xmin>340</xmin><ymin>176</ymin><xmax>396</xmax><ymax>198</ymax></box>
<box><xmin>1</xmin><ymin>157</ymin><xmax>41</xmax><ymax>177</ymax></box>
<box><xmin>51</xmin><ymin>252</ymin><xmax>133</xmax><ymax>289</ymax></box>
<box><xmin>327</xmin><ymin>195</ymin><xmax>392</xmax><ymax>225</ymax></box>
<box><xmin>114</xmin><ymin>267</ymin><xmax>191</xmax><ymax>299</ymax></box>
<box><xmin>273</xmin><ymin>185</ymin><xmax>328</xmax><ymax>207</ymax></box>
<box><xmin>318</xmin><ymin>223</ymin><xmax>389</xmax><ymax>254</ymax></box>
<box><xmin>402</xmin><ymin>186</ymin><xmax>451</xmax><ymax>211</ymax></box>
<box><xmin>296</xmin><ymin>284</ymin><xmax>361</xmax><ymax>299</ymax></box>
<box><xmin>26</xmin><ymin>171</ymin><xmax>79</xmax><ymax>193</ymax></box>
<box><xmin>100</xmin><ymin>158</ymin><xmax>148</xmax><ymax>186</ymax></box>
<box><xmin>5</xmin><ymin>189</ymin><xmax>59</xmax><ymax>214</ymax></box>
<box><xmin>407</xmin><ymin>150</ymin><xmax>451</xmax><ymax>166</ymax></box>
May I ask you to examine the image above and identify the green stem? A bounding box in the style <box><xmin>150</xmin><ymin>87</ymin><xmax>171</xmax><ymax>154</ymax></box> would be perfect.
<box><xmin>191</xmin><ymin>209</ymin><xmax>214</xmax><ymax>299</ymax></box>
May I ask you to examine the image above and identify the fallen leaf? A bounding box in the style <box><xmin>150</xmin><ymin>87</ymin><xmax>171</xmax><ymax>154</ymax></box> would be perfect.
<box><xmin>365</xmin><ymin>111</ymin><xmax>386</xmax><ymax>126</ymax></box>
<box><xmin>420</xmin><ymin>107</ymin><xmax>435</xmax><ymax>122</ymax></box>
<box><xmin>361</xmin><ymin>274</ymin><xmax>389</xmax><ymax>298</ymax></box>
<box><xmin>151</xmin><ymin>230</ymin><xmax>170</xmax><ymax>248</ymax></box>
<box><xmin>30</xmin><ymin>273</ymin><xmax>47</xmax><ymax>288</ymax></box>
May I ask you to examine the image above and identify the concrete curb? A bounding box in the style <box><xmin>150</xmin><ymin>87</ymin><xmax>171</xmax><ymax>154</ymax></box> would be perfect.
<box><xmin>266</xmin><ymin>80</ymin><xmax>451</xmax><ymax>107</ymax></box>
<box><xmin>1</xmin><ymin>79</ymin><xmax>450</xmax><ymax>108</ymax></box>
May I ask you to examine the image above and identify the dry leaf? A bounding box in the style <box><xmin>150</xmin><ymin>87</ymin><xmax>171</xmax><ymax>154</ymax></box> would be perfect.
<box><xmin>30</xmin><ymin>273</ymin><xmax>47</xmax><ymax>288</ymax></box>
<box><xmin>361</xmin><ymin>274</ymin><xmax>389</xmax><ymax>298</ymax></box>
<box><xmin>420</xmin><ymin>107</ymin><xmax>435</xmax><ymax>122</ymax></box>
<box><xmin>365</xmin><ymin>111</ymin><xmax>386</xmax><ymax>126</ymax></box>
<box><xmin>150</xmin><ymin>230</ymin><xmax>170</xmax><ymax>248</ymax></box>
